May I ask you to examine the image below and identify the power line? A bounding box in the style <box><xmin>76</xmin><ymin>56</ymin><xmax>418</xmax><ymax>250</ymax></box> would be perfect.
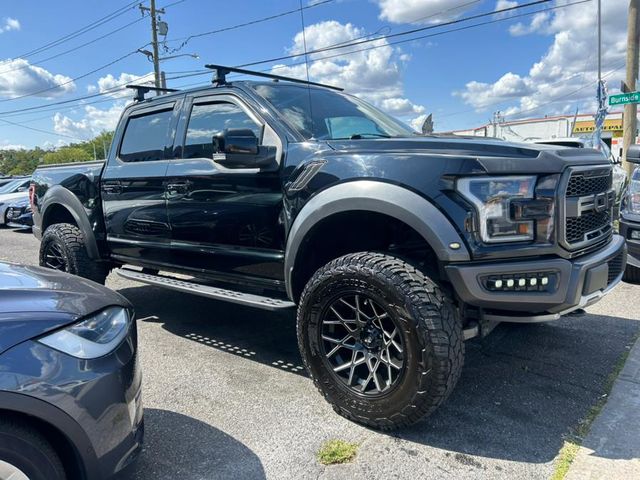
<box><xmin>0</xmin><ymin>0</ymin><xmax>587</xmax><ymax>118</ymax></box>
<box><xmin>0</xmin><ymin>15</ymin><xmax>149</xmax><ymax>77</ymax></box>
<box><xmin>162</xmin><ymin>0</ymin><xmax>334</xmax><ymax>54</ymax></box>
<box><xmin>0</xmin><ymin>49</ymin><xmax>145</xmax><ymax>104</ymax></box>
<box><xmin>1</xmin><ymin>1</ymin><xmax>140</xmax><ymax>64</ymax></box>
<box><xmin>0</xmin><ymin>117</ymin><xmax>87</xmax><ymax>141</ymax></box>
<box><xmin>238</xmin><ymin>0</ymin><xmax>556</xmax><ymax>68</ymax></box>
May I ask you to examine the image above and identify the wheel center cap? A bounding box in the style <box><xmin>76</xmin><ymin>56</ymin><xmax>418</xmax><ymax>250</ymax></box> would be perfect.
<box><xmin>361</xmin><ymin>325</ymin><xmax>383</xmax><ymax>350</ymax></box>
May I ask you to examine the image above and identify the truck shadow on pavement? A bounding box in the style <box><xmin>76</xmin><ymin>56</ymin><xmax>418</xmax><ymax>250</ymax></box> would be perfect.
<box><xmin>118</xmin><ymin>408</ymin><xmax>266</xmax><ymax>480</ymax></box>
<box><xmin>119</xmin><ymin>284</ymin><xmax>640</xmax><ymax>465</ymax></box>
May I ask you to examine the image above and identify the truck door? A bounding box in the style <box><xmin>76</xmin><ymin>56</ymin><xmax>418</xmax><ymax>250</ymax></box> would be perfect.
<box><xmin>166</xmin><ymin>93</ymin><xmax>285</xmax><ymax>285</ymax></box>
<box><xmin>101</xmin><ymin>100</ymin><xmax>180</xmax><ymax>266</ymax></box>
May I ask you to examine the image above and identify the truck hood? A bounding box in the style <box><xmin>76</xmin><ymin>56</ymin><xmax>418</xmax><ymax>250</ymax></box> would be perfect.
<box><xmin>0</xmin><ymin>263</ymin><xmax>130</xmax><ymax>354</ymax></box>
<box><xmin>325</xmin><ymin>137</ymin><xmax>609</xmax><ymax>175</ymax></box>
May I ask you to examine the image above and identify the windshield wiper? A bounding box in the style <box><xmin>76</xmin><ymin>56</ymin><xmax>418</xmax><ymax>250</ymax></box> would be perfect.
<box><xmin>348</xmin><ymin>133</ymin><xmax>391</xmax><ymax>139</ymax></box>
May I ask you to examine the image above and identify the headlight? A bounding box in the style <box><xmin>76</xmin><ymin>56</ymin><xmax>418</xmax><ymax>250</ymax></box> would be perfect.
<box><xmin>457</xmin><ymin>176</ymin><xmax>536</xmax><ymax>243</ymax></box>
<box><xmin>38</xmin><ymin>307</ymin><xmax>130</xmax><ymax>359</ymax></box>
<box><xmin>627</xmin><ymin>167</ymin><xmax>640</xmax><ymax>214</ymax></box>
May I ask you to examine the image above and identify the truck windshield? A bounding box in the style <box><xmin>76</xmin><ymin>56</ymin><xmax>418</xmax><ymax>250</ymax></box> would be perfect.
<box><xmin>251</xmin><ymin>83</ymin><xmax>416</xmax><ymax>140</ymax></box>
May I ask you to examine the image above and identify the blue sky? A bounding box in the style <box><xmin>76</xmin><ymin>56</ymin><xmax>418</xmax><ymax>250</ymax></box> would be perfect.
<box><xmin>0</xmin><ymin>0</ymin><xmax>629</xmax><ymax>149</ymax></box>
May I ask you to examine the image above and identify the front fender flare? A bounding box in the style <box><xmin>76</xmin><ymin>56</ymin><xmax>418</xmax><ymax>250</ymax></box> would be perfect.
<box><xmin>40</xmin><ymin>185</ymin><xmax>100</xmax><ymax>259</ymax></box>
<box><xmin>284</xmin><ymin>180</ymin><xmax>470</xmax><ymax>300</ymax></box>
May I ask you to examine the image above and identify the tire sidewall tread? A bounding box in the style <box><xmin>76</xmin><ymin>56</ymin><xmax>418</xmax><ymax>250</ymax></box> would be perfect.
<box><xmin>297</xmin><ymin>252</ymin><xmax>464</xmax><ymax>430</ymax></box>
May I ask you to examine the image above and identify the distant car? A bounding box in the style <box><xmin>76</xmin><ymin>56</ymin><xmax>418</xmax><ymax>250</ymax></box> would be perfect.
<box><xmin>0</xmin><ymin>177</ymin><xmax>30</xmax><ymax>227</ymax></box>
<box><xmin>0</xmin><ymin>262</ymin><xmax>143</xmax><ymax>480</ymax></box>
<box><xmin>621</xmin><ymin>146</ymin><xmax>640</xmax><ymax>282</ymax></box>
<box><xmin>5</xmin><ymin>196</ymin><xmax>33</xmax><ymax>229</ymax></box>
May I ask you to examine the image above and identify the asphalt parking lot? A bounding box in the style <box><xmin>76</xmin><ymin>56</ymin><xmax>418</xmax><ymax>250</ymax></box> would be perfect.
<box><xmin>2</xmin><ymin>227</ymin><xmax>639</xmax><ymax>480</ymax></box>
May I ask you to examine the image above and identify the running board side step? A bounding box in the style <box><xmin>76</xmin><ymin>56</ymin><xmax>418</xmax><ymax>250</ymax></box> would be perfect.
<box><xmin>116</xmin><ymin>268</ymin><xmax>296</xmax><ymax>311</ymax></box>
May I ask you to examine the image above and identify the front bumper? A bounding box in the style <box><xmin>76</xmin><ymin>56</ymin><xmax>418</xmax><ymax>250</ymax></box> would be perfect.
<box><xmin>0</xmin><ymin>322</ymin><xmax>143</xmax><ymax>479</ymax></box>
<box><xmin>446</xmin><ymin>234</ymin><xmax>627</xmax><ymax>322</ymax></box>
<box><xmin>620</xmin><ymin>214</ymin><xmax>640</xmax><ymax>269</ymax></box>
<box><xmin>5</xmin><ymin>207</ymin><xmax>33</xmax><ymax>229</ymax></box>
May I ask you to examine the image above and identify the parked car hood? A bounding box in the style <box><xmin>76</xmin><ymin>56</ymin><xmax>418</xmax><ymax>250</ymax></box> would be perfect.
<box><xmin>0</xmin><ymin>192</ymin><xmax>28</xmax><ymax>204</ymax></box>
<box><xmin>0</xmin><ymin>263</ymin><xmax>130</xmax><ymax>354</ymax></box>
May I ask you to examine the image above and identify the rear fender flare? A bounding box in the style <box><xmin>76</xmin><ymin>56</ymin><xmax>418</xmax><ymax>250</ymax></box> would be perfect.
<box><xmin>40</xmin><ymin>185</ymin><xmax>100</xmax><ymax>259</ymax></box>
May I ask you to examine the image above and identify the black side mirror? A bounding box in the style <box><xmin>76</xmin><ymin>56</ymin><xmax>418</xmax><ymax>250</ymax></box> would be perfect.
<box><xmin>627</xmin><ymin>144</ymin><xmax>640</xmax><ymax>164</ymax></box>
<box><xmin>214</xmin><ymin>128</ymin><xmax>259</xmax><ymax>155</ymax></box>
<box><xmin>212</xmin><ymin>128</ymin><xmax>276</xmax><ymax>170</ymax></box>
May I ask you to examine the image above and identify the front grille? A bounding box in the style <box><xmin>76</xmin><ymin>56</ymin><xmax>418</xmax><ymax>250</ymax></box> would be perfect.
<box><xmin>560</xmin><ymin>167</ymin><xmax>614</xmax><ymax>251</ymax></box>
<box><xmin>607</xmin><ymin>252</ymin><xmax>625</xmax><ymax>284</ymax></box>
<box><xmin>566</xmin><ymin>172</ymin><xmax>612</xmax><ymax>196</ymax></box>
<box><xmin>565</xmin><ymin>211</ymin><xmax>611</xmax><ymax>243</ymax></box>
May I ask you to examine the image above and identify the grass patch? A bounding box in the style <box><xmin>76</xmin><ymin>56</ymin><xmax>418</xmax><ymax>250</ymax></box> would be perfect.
<box><xmin>551</xmin><ymin>333</ymin><xmax>639</xmax><ymax>480</ymax></box>
<box><xmin>317</xmin><ymin>439</ymin><xmax>359</xmax><ymax>465</ymax></box>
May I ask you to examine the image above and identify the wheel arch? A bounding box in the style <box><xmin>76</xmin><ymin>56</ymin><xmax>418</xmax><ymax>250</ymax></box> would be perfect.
<box><xmin>285</xmin><ymin>180</ymin><xmax>470</xmax><ymax>302</ymax></box>
<box><xmin>0</xmin><ymin>392</ymin><xmax>99</xmax><ymax>480</ymax></box>
<box><xmin>40</xmin><ymin>185</ymin><xmax>100</xmax><ymax>259</ymax></box>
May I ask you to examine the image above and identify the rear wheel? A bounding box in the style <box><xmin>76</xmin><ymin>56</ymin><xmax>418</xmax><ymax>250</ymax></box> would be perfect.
<box><xmin>39</xmin><ymin>223</ymin><xmax>108</xmax><ymax>284</ymax></box>
<box><xmin>0</xmin><ymin>419</ymin><xmax>66</xmax><ymax>480</ymax></box>
<box><xmin>297</xmin><ymin>252</ymin><xmax>464</xmax><ymax>430</ymax></box>
<box><xmin>624</xmin><ymin>264</ymin><xmax>640</xmax><ymax>284</ymax></box>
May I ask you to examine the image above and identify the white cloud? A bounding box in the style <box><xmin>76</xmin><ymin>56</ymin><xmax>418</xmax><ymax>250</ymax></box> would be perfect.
<box><xmin>0</xmin><ymin>59</ymin><xmax>75</xmax><ymax>98</ymax></box>
<box><xmin>53</xmin><ymin>102</ymin><xmax>126</xmax><ymax>139</ymax></box>
<box><xmin>0</xmin><ymin>140</ymin><xmax>26</xmax><ymax>150</ymax></box>
<box><xmin>495</xmin><ymin>0</ymin><xmax>518</xmax><ymax>19</ymax></box>
<box><xmin>0</xmin><ymin>18</ymin><xmax>20</xmax><ymax>34</ymax></box>
<box><xmin>376</xmin><ymin>0</ymin><xmax>478</xmax><ymax>25</ymax></box>
<box><xmin>456</xmin><ymin>0</ymin><xmax>628</xmax><ymax>118</ymax></box>
<box><xmin>271</xmin><ymin>20</ymin><xmax>425</xmax><ymax>125</ymax></box>
<box><xmin>509</xmin><ymin>11</ymin><xmax>550</xmax><ymax>36</ymax></box>
<box><xmin>88</xmin><ymin>72</ymin><xmax>153</xmax><ymax>99</ymax></box>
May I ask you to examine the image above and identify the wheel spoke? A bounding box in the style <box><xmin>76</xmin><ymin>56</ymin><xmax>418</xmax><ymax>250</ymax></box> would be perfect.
<box><xmin>320</xmin><ymin>293</ymin><xmax>405</xmax><ymax>397</ymax></box>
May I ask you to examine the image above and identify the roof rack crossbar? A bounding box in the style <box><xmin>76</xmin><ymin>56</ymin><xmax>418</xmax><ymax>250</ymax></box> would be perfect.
<box><xmin>204</xmin><ymin>64</ymin><xmax>343</xmax><ymax>91</ymax></box>
<box><xmin>126</xmin><ymin>84</ymin><xmax>179</xmax><ymax>102</ymax></box>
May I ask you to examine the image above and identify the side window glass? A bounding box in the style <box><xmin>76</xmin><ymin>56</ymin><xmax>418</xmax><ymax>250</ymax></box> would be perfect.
<box><xmin>184</xmin><ymin>102</ymin><xmax>262</xmax><ymax>159</ymax></box>
<box><xmin>119</xmin><ymin>109</ymin><xmax>173</xmax><ymax>163</ymax></box>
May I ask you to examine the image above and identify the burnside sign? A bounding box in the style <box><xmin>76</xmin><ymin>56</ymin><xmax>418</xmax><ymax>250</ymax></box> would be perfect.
<box><xmin>609</xmin><ymin>92</ymin><xmax>640</xmax><ymax>106</ymax></box>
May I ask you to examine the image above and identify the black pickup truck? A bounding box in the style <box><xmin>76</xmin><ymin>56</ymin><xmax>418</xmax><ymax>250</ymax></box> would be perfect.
<box><xmin>31</xmin><ymin>66</ymin><xmax>627</xmax><ymax>430</ymax></box>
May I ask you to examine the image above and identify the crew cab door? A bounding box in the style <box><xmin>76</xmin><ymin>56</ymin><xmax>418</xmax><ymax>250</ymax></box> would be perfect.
<box><xmin>101</xmin><ymin>99</ymin><xmax>181</xmax><ymax>265</ymax></box>
<box><xmin>166</xmin><ymin>92</ymin><xmax>285</xmax><ymax>284</ymax></box>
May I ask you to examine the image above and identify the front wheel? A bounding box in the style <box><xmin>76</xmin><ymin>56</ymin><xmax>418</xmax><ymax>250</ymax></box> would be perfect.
<box><xmin>39</xmin><ymin>223</ymin><xmax>108</xmax><ymax>284</ymax></box>
<box><xmin>0</xmin><ymin>419</ymin><xmax>66</xmax><ymax>480</ymax></box>
<box><xmin>297</xmin><ymin>252</ymin><xmax>464</xmax><ymax>430</ymax></box>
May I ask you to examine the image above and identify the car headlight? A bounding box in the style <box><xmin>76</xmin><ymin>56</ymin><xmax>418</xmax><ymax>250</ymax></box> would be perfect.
<box><xmin>627</xmin><ymin>167</ymin><xmax>640</xmax><ymax>214</ymax></box>
<box><xmin>612</xmin><ymin>164</ymin><xmax>628</xmax><ymax>201</ymax></box>
<box><xmin>38</xmin><ymin>307</ymin><xmax>130</xmax><ymax>359</ymax></box>
<box><xmin>457</xmin><ymin>176</ymin><xmax>537</xmax><ymax>243</ymax></box>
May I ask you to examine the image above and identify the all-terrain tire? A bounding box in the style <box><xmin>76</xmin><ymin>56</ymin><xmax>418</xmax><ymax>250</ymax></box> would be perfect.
<box><xmin>39</xmin><ymin>223</ymin><xmax>108</xmax><ymax>284</ymax></box>
<box><xmin>623</xmin><ymin>264</ymin><xmax>640</xmax><ymax>284</ymax></box>
<box><xmin>297</xmin><ymin>252</ymin><xmax>464</xmax><ymax>430</ymax></box>
<box><xmin>0</xmin><ymin>418</ymin><xmax>66</xmax><ymax>480</ymax></box>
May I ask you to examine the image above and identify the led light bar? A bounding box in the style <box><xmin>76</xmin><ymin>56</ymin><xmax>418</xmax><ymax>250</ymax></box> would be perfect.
<box><xmin>482</xmin><ymin>272</ymin><xmax>557</xmax><ymax>293</ymax></box>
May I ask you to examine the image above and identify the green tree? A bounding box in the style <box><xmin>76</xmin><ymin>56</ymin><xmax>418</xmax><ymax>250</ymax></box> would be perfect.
<box><xmin>42</xmin><ymin>147</ymin><xmax>92</xmax><ymax>165</ymax></box>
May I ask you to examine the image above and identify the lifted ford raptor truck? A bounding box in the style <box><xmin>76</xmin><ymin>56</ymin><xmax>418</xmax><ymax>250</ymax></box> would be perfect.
<box><xmin>31</xmin><ymin>65</ymin><xmax>627</xmax><ymax>430</ymax></box>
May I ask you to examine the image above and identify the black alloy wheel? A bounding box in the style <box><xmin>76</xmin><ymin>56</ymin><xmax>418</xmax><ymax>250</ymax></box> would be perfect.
<box><xmin>320</xmin><ymin>293</ymin><xmax>405</xmax><ymax>396</ymax></box>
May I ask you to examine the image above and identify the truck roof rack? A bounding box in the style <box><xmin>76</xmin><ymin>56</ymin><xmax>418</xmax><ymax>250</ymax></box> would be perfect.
<box><xmin>126</xmin><ymin>84</ymin><xmax>180</xmax><ymax>102</ymax></box>
<box><xmin>204</xmin><ymin>64</ymin><xmax>343</xmax><ymax>92</ymax></box>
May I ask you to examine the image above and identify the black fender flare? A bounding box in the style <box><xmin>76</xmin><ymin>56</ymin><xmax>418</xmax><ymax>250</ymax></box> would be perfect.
<box><xmin>0</xmin><ymin>391</ymin><xmax>99</xmax><ymax>480</ymax></box>
<box><xmin>284</xmin><ymin>180</ymin><xmax>470</xmax><ymax>300</ymax></box>
<box><xmin>40</xmin><ymin>185</ymin><xmax>100</xmax><ymax>259</ymax></box>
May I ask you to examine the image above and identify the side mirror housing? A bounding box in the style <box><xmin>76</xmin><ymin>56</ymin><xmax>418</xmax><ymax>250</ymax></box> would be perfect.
<box><xmin>627</xmin><ymin>144</ymin><xmax>640</xmax><ymax>164</ymax></box>
<box><xmin>212</xmin><ymin>128</ymin><xmax>276</xmax><ymax>170</ymax></box>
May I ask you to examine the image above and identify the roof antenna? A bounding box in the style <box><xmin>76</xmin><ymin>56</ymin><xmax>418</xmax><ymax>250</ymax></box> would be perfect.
<box><xmin>299</xmin><ymin>0</ymin><xmax>315</xmax><ymax>140</ymax></box>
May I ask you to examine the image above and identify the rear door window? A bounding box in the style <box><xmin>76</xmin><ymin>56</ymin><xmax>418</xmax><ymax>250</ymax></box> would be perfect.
<box><xmin>119</xmin><ymin>109</ymin><xmax>174</xmax><ymax>162</ymax></box>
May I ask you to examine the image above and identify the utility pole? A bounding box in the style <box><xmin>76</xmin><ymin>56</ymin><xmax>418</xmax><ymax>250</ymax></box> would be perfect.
<box><xmin>139</xmin><ymin>0</ymin><xmax>165</xmax><ymax>91</ymax></box>
<box><xmin>623</xmin><ymin>0</ymin><xmax>640</xmax><ymax>175</ymax></box>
